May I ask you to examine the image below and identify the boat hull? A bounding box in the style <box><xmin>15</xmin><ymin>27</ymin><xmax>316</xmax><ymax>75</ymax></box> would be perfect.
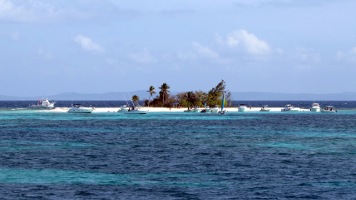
<box><xmin>124</xmin><ymin>110</ymin><xmax>147</xmax><ymax>114</ymax></box>
<box><xmin>310</xmin><ymin>108</ymin><xmax>321</xmax><ymax>112</ymax></box>
<box><xmin>260</xmin><ymin>109</ymin><xmax>270</xmax><ymax>112</ymax></box>
<box><xmin>238</xmin><ymin>107</ymin><xmax>248</xmax><ymax>112</ymax></box>
<box><xmin>30</xmin><ymin>105</ymin><xmax>55</xmax><ymax>110</ymax></box>
<box><xmin>68</xmin><ymin>107</ymin><xmax>94</xmax><ymax>113</ymax></box>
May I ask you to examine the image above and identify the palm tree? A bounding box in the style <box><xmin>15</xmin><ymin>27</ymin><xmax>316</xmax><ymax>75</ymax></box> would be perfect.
<box><xmin>147</xmin><ymin>86</ymin><xmax>156</xmax><ymax>107</ymax></box>
<box><xmin>132</xmin><ymin>95</ymin><xmax>139</xmax><ymax>107</ymax></box>
<box><xmin>159</xmin><ymin>83</ymin><xmax>170</xmax><ymax>106</ymax></box>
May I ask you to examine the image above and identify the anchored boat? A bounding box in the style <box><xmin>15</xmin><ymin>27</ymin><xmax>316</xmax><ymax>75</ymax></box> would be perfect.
<box><xmin>68</xmin><ymin>104</ymin><xmax>95</xmax><ymax>113</ymax></box>
<box><xmin>30</xmin><ymin>99</ymin><xmax>55</xmax><ymax>109</ymax></box>
<box><xmin>310</xmin><ymin>103</ymin><xmax>321</xmax><ymax>112</ymax></box>
<box><xmin>321</xmin><ymin>106</ymin><xmax>337</xmax><ymax>113</ymax></box>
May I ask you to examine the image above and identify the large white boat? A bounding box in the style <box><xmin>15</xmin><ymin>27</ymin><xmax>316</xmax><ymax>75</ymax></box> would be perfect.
<box><xmin>118</xmin><ymin>105</ymin><xmax>130</xmax><ymax>113</ymax></box>
<box><xmin>260</xmin><ymin>105</ymin><xmax>270</xmax><ymax>112</ymax></box>
<box><xmin>321</xmin><ymin>106</ymin><xmax>337</xmax><ymax>113</ymax></box>
<box><xmin>124</xmin><ymin>107</ymin><xmax>147</xmax><ymax>114</ymax></box>
<box><xmin>238</xmin><ymin>104</ymin><xmax>249</xmax><ymax>112</ymax></box>
<box><xmin>281</xmin><ymin>104</ymin><xmax>301</xmax><ymax>112</ymax></box>
<box><xmin>30</xmin><ymin>99</ymin><xmax>55</xmax><ymax>109</ymax></box>
<box><xmin>68</xmin><ymin>104</ymin><xmax>95</xmax><ymax>113</ymax></box>
<box><xmin>310</xmin><ymin>103</ymin><xmax>321</xmax><ymax>112</ymax></box>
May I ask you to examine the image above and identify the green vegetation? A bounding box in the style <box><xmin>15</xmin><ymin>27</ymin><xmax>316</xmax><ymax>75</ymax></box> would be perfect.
<box><xmin>131</xmin><ymin>95</ymin><xmax>139</xmax><ymax>106</ymax></box>
<box><xmin>142</xmin><ymin>80</ymin><xmax>230</xmax><ymax>108</ymax></box>
<box><xmin>147</xmin><ymin>86</ymin><xmax>156</xmax><ymax>107</ymax></box>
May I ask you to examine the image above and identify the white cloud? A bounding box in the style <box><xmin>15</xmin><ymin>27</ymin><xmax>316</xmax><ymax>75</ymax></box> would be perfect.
<box><xmin>192</xmin><ymin>42</ymin><xmax>219</xmax><ymax>58</ymax></box>
<box><xmin>74</xmin><ymin>35</ymin><xmax>104</xmax><ymax>53</ymax></box>
<box><xmin>220</xmin><ymin>29</ymin><xmax>271</xmax><ymax>56</ymax></box>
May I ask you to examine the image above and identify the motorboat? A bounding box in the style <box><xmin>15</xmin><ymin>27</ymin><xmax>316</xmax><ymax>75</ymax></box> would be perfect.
<box><xmin>310</xmin><ymin>103</ymin><xmax>321</xmax><ymax>112</ymax></box>
<box><xmin>124</xmin><ymin>107</ymin><xmax>147</xmax><ymax>114</ymax></box>
<box><xmin>260</xmin><ymin>105</ymin><xmax>270</xmax><ymax>112</ymax></box>
<box><xmin>68</xmin><ymin>104</ymin><xmax>95</xmax><ymax>113</ymax></box>
<box><xmin>118</xmin><ymin>105</ymin><xmax>130</xmax><ymax>113</ymax></box>
<box><xmin>30</xmin><ymin>99</ymin><xmax>55</xmax><ymax>109</ymax></box>
<box><xmin>238</xmin><ymin>104</ymin><xmax>249</xmax><ymax>112</ymax></box>
<box><xmin>281</xmin><ymin>104</ymin><xmax>301</xmax><ymax>112</ymax></box>
<box><xmin>321</xmin><ymin>106</ymin><xmax>337</xmax><ymax>113</ymax></box>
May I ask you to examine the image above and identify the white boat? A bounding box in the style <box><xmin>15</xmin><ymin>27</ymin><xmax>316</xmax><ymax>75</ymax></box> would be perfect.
<box><xmin>68</xmin><ymin>104</ymin><xmax>95</xmax><ymax>113</ymax></box>
<box><xmin>124</xmin><ymin>107</ymin><xmax>147</xmax><ymax>114</ymax></box>
<box><xmin>310</xmin><ymin>103</ymin><xmax>321</xmax><ymax>112</ymax></box>
<box><xmin>30</xmin><ymin>99</ymin><xmax>55</xmax><ymax>109</ymax></box>
<box><xmin>238</xmin><ymin>104</ymin><xmax>249</xmax><ymax>112</ymax></box>
<box><xmin>321</xmin><ymin>106</ymin><xmax>337</xmax><ymax>113</ymax></box>
<box><xmin>118</xmin><ymin>105</ymin><xmax>130</xmax><ymax>113</ymax></box>
<box><xmin>281</xmin><ymin>104</ymin><xmax>301</xmax><ymax>112</ymax></box>
<box><xmin>260</xmin><ymin>105</ymin><xmax>270</xmax><ymax>112</ymax></box>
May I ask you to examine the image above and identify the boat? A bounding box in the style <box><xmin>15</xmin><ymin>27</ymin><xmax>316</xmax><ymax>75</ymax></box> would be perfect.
<box><xmin>124</xmin><ymin>106</ymin><xmax>147</xmax><ymax>114</ymax></box>
<box><xmin>118</xmin><ymin>105</ymin><xmax>130</xmax><ymax>113</ymax></box>
<box><xmin>29</xmin><ymin>99</ymin><xmax>55</xmax><ymax>109</ymax></box>
<box><xmin>238</xmin><ymin>104</ymin><xmax>249</xmax><ymax>112</ymax></box>
<box><xmin>260</xmin><ymin>105</ymin><xmax>270</xmax><ymax>112</ymax></box>
<box><xmin>68</xmin><ymin>104</ymin><xmax>95</xmax><ymax>113</ymax></box>
<box><xmin>281</xmin><ymin>104</ymin><xmax>301</xmax><ymax>112</ymax></box>
<box><xmin>321</xmin><ymin>106</ymin><xmax>337</xmax><ymax>113</ymax></box>
<box><xmin>310</xmin><ymin>103</ymin><xmax>321</xmax><ymax>112</ymax></box>
<box><xmin>218</xmin><ymin>94</ymin><xmax>226</xmax><ymax>114</ymax></box>
<box><xmin>120</xmin><ymin>95</ymin><xmax>148</xmax><ymax>114</ymax></box>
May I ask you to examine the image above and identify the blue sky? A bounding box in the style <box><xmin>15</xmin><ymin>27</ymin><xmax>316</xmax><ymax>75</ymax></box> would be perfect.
<box><xmin>1</xmin><ymin>0</ymin><xmax>356</xmax><ymax>97</ymax></box>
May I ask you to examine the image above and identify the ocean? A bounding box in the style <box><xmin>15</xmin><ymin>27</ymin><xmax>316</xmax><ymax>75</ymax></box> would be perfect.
<box><xmin>0</xmin><ymin>101</ymin><xmax>355</xmax><ymax>199</ymax></box>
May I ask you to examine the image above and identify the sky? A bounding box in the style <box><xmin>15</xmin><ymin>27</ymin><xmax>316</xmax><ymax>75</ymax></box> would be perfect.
<box><xmin>1</xmin><ymin>0</ymin><xmax>356</xmax><ymax>97</ymax></box>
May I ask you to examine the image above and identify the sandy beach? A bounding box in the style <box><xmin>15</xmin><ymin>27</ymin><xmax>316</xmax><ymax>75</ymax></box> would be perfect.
<box><xmin>40</xmin><ymin>106</ymin><xmax>312</xmax><ymax>113</ymax></box>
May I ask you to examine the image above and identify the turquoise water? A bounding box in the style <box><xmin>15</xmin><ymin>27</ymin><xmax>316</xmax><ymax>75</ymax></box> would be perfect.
<box><xmin>0</xmin><ymin>105</ymin><xmax>356</xmax><ymax>199</ymax></box>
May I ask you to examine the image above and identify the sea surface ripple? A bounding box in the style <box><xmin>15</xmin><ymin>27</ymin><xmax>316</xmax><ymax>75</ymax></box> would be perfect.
<box><xmin>0</xmin><ymin>101</ymin><xmax>355</xmax><ymax>199</ymax></box>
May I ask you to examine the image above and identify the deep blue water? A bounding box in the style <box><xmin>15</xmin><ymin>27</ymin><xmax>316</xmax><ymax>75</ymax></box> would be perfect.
<box><xmin>0</xmin><ymin>101</ymin><xmax>355</xmax><ymax>199</ymax></box>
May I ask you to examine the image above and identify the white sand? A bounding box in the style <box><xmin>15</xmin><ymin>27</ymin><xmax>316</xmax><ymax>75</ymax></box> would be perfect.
<box><xmin>40</xmin><ymin>106</ymin><xmax>312</xmax><ymax>113</ymax></box>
